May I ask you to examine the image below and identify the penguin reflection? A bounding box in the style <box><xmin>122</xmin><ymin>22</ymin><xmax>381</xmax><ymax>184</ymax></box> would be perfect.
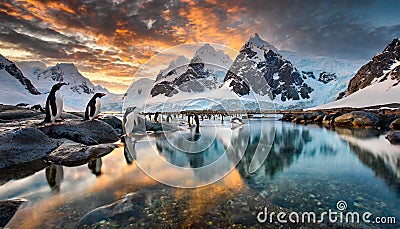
<box><xmin>123</xmin><ymin>134</ymin><xmax>137</xmax><ymax>165</ymax></box>
<box><xmin>45</xmin><ymin>165</ymin><xmax>64</xmax><ymax>192</ymax></box>
<box><xmin>88</xmin><ymin>158</ymin><xmax>102</xmax><ymax>176</ymax></box>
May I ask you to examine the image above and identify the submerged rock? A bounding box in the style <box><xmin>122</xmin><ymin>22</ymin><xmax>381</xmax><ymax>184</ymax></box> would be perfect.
<box><xmin>78</xmin><ymin>191</ymin><xmax>147</xmax><ymax>228</ymax></box>
<box><xmin>0</xmin><ymin>198</ymin><xmax>26</xmax><ymax>227</ymax></box>
<box><xmin>0</xmin><ymin>128</ymin><xmax>59</xmax><ymax>169</ymax></box>
<box><xmin>46</xmin><ymin>140</ymin><xmax>116</xmax><ymax>167</ymax></box>
<box><xmin>39</xmin><ymin>120</ymin><xmax>120</xmax><ymax>145</ymax></box>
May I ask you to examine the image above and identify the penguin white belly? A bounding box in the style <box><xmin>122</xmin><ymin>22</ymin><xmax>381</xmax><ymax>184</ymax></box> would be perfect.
<box><xmin>90</xmin><ymin>98</ymin><xmax>102</xmax><ymax>120</ymax></box>
<box><xmin>55</xmin><ymin>91</ymin><xmax>63</xmax><ymax>120</ymax></box>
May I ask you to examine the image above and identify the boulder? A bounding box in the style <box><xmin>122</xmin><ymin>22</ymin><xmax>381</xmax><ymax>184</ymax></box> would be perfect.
<box><xmin>0</xmin><ymin>128</ymin><xmax>59</xmax><ymax>169</ymax></box>
<box><xmin>386</xmin><ymin>131</ymin><xmax>400</xmax><ymax>144</ymax></box>
<box><xmin>78</xmin><ymin>191</ymin><xmax>146</xmax><ymax>228</ymax></box>
<box><xmin>389</xmin><ymin>118</ymin><xmax>400</xmax><ymax>130</ymax></box>
<box><xmin>0</xmin><ymin>198</ymin><xmax>26</xmax><ymax>227</ymax></box>
<box><xmin>314</xmin><ymin>114</ymin><xmax>325</xmax><ymax>123</ymax></box>
<box><xmin>0</xmin><ymin>159</ymin><xmax>47</xmax><ymax>186</ymax></box>
<box><xmin>101</xmin><ymin>116</ymin><xmax>123</xmax><ymax>132</ymax></box>
<box><xmin>280</xmin><ymin>113</ymin><xmax>293</xmax><ymax>122</ymax></box>
<box><xmin>39</xmin><ymin>120</ymin><xmax>120</xmax><ymax>145</ymax></box>
<box><xmin>0</xmin><ymin>106</ymin><xmax>42</xmax><ymax>120</ymax></box>
<box><xmin>291</xmin><ymin>115</ymin><xmax>305</xmax><ymax>123</ymax></box>
<box><xmin>334</xmin><ymin>111</ymin><xmax>379</xmax><ymax>127</ymax></box>
<box><xmin>46</xmin><ymin>140</ymin><xmax>116</xmax><ymax>167</ymax></box>
<box><xmin>322</xmin><ymin>111</ymin><xmax>343</xmax><ymax>125</ymax></box>
<box><xmin>378</xmin><ymin>113</ymin><xmax>397</xmax><ymax>129</ymax></box>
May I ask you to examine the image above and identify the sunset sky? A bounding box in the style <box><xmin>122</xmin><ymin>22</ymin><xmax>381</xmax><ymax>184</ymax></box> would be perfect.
<box><xmin>0</xmin><ymin>0</ymin><xmax>399</xmax><ymax>94</ymax></box>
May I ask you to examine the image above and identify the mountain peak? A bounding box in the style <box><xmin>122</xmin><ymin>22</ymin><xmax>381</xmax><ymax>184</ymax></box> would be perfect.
<box><xmin>246</xmin><ymin>33</ymin><xmax>278</xmax><ymax>52</ymax></box>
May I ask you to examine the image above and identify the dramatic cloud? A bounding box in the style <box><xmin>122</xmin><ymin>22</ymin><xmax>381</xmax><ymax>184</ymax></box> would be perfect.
<box><xmin>0</xmin><ymin>0</ymin><xmax>399</xmax><ymax>93</ymax></box>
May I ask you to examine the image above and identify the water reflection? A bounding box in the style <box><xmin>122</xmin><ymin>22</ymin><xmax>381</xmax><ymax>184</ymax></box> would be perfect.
<box><xmin>45</xmin><ymin>165</ymin><xmax>63</xmax><ymax>192</ymax></box>
<box><xmin>88</xmin><ymin>158</ymin><xmax>102</xmax><ymax>176</ymax></box>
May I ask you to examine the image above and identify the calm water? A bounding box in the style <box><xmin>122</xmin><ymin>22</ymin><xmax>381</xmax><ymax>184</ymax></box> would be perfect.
<box><xmin>1</xmin><ymin>119</ymin><xmax>400</xmax><ymax>227</ymax></box>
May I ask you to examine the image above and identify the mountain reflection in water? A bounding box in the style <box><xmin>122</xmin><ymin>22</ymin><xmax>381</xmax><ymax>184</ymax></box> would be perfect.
<box><xmin>0</xmin><ymin>119</ymin><xmax>399</xmax><ymax>228</ymax></box>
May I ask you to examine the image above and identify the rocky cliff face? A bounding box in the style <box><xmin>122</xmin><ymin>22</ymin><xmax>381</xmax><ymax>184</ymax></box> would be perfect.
<box><xmin>224</xmin><ymin>33</ymin><xmax>314</xmax><ymax>102</ymax></box>
<box><xmin>346</xmin><ymin>38</ymin><xmax>400</xmax><ymax>96</ymax></box>
<box><xmin>150</xmin><ymin>44</ymin><xmax>232</xmax><ymax>97</ymax></box>
<box><xmin>0</xmin><ymin>54</ymin><xmax>40</xmax><ymax>95</ymax></box>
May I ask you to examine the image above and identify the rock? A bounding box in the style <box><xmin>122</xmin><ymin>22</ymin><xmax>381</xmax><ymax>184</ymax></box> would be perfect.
<box><xmin>78</xmin><ymin>191</ymin><xmax>147</xmax><ymax>228</ymax></box>
<box><xmin>0</xmin><ymin>198</ymin><xmax>26</xmax><ymax>227</ymax></box>
<box><xmin>334</xmin><ymin>111</ymin><xmax>379</xmax><ymax>127</ymax></box>
<box><xmin>379</xmin><ymin>113</ymin><xmax>397</xmax><ymax>129</ymax></box>
<box><xmin>39</xmin><ymin>120</ymin><xmax>120</xmax><ymax>145</ymax></box>
<box><xmin>314</xmin><ymin>114</ymin><xmax>325</xmax><ymax>123</ymax></box>
<box><xmin>0</xmin><ymin>106</ymin><xmax>42</xmax><ymax>120</ymax></box>
<box><xmin>0</xmin><ymin>159</ymin><xmax>47</xmax><ymax>186</ymax></box>
<box><xmin>101</xmin><ymin>116</ymin><xmax>122</xmax><ymax>132</ymax></box>
<box><xmin>291</xmin><ymin>115</ymin><xmax>305</xmax><ymax>123</ymax></box>
<box><xmin>0</xmin><ymin>128</ymin><xmax>59</xmax><ymax>169</ymax></box>
<box><xmin>280</xmin><ymin>113</ymin><xmax>293</xmax><ymax>121</ymax></box>
<box><xmin>46</xmin><ymin>140</ymin><xmax>116</xmax><ymax>167</ymax></box>
<box><xmin>60</xmin><ymin>112</ymin><xmax>83</xmax><ymax>120</ymax></box>
<box><xmin>389</xmin><ymin>118</ymin><xmax>400</xmax><ymax>130</ymax></box>
<box><xmin>322</xmin><ymin>111</ymin><xmax>343</xmax><ymax>125</ymax></box>
<box><xmin>386</xmin><ymin>131</ymin><xmax>400</xmax><ymax>144</ymax></box>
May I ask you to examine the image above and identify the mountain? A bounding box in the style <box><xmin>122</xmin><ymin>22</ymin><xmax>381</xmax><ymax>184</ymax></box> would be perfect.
<box><xmin>0</xmin><ymin>54</ymin><xmax>122</xmax><ymax>111</ymax></box>
<box><xmin>314</xmin><ymin>38</ymin><xmax>400</xmax><ymax>109</ymax></box>
<box><xmin>127</xmin><ymin>34</ymin><xmax>365</xmax><ymax>111</ymax></box>
<box><xmin>0</xmin><ymin>54</ymin><xmax>40</xmax><ymax>95</ymax></box>
<box><xmin>150</xmin><ymin>44</ymin><xmax>233</xmax><ymax>97</ymax></box>
<box><xmin>223</xmin><ymin>33</ymin><xmax>362</xmax><ymax>109</ymax></box>
<box><xmin>124</xmin><ymin>78</ymin><xmax>154</xmax><ymax>109</ymax></box>
<box><xmin>17</xmin><ymin>62</ymin><xmax>123</xmax><ymax>111</ymax></box>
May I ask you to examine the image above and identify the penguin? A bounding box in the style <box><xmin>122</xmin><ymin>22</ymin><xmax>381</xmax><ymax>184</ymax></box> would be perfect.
<box><xmin>84</xmin><ymin>93</ymin><xmax>106</xmax><ymax>121</ymax></box>
<box><xmin>123</xmin><ymin>106</ymin><xmax>139</xmax><ymax>138</ymax></box>
<box><xmin>45</xmin><ymin>82</ymin><xmax>66</xmax><ymax>124</ymax></box>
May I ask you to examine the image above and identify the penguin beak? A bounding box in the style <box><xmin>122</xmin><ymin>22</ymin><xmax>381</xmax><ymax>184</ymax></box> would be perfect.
<box><xmin>101</xmin><ymin>93</ymin><xmax>106</xmax><ymax>97</ymax></box>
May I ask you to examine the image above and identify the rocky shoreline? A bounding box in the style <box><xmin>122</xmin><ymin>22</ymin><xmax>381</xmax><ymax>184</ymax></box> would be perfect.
<box><xmin>279</xmin><ymin>108</ymin><xmax>400</xmax><ymax>144</ymax></box>
<box><xmin>0</xmin><ymin>104</ymin><xmax>123</xmax><ymax>226</ymax></box>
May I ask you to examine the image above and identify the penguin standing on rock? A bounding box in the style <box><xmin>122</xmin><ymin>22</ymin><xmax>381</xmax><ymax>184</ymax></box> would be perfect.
<box><xmin>85</xmin><ymin>93</ymin><xmax>106</xmax><ymax>121</ymax></box>
<box><xmin>45</xmin><ymin>82</ymin><xmax>66</xmax><ymax>124</ymax></box>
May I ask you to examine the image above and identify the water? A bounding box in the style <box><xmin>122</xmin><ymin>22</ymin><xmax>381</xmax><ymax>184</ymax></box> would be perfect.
<box><xmin>1</xmin><ymin>119</ymin><xmax>400</xmax><ymax>227</ymax></box>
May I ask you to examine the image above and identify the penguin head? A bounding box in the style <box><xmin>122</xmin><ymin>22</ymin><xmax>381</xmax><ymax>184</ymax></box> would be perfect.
<box><xmin>51</xmin><ymin>82</ymin><xmax>67</xmax><ymax>92</ymax></box>
<box><xmin>94</xmin><ymin>92</ymin><xmax>106</xmax><ymax>98</ymax></box>
<box><xmin>125</xmin><ymin>106</ymin><xmax>136</xmax><ymax>115</ymax></box>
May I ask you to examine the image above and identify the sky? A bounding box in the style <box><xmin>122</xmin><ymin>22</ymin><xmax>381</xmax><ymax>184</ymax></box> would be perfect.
<box><xmin>0</xmin><ymin>0</ymin><xmax>399</xmax><ymax>94</ymax></box>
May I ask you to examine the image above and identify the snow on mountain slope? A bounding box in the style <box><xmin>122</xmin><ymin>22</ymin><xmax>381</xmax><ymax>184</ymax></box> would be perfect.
<box><xmin>17</xmin><ymin>61</ymin><xmax>123</xmax><ymax>111</ymax></box>
<box><xmin>0</xmin><ymin>67</ymin><xmax>46</xmax><ymax>105</ymax></box>
<box><xmin>150</xmin><ymin>44</ymin><xmax>233</xmax><ymax>98</ymax></box>
<box><xmin>124</xmin><ymin>78</ymin><xmax>154</xmax><ymax>109</ymax></box>
<box><xmin>224</xmin><ymin>33</ymin><xmax>355</xmax><ymax>109</ymax></box>
<box><xmin>313</xmin><ymin>60</ymin><xmax>400</xmax><ymax>109</ymax></box>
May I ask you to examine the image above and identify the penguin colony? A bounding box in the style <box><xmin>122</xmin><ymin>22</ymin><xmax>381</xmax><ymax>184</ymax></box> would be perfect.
<box><xmin>44</xmin><ymin>83</ymin><xmax>106</xmax><ymax>125</ymax></box>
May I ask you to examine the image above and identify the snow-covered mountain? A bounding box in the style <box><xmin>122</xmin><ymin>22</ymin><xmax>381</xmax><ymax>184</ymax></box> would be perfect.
<box><xmin>125</xmin><ymin>34</ymin><xmax>366</xmax><ymax>112</ymax></box>
<box><xmin>0</xmin><ymin>54</ymin><xmax>123</xmax><ymax>111</ymax></box>
<box><xmin>223</xmin><ymin>33</ymin><xmax>363</xmax><ymax>109</ymax></box>
<box><xmin>0</xmin><ymin>55</ymin><xmax>46</xmax><ymax>105</ymax></box>
<box><xmin>18</xmin><ymin>62</ymin><xmax>123</xmax><ymax>111</ymax></box>
<box><xmin>150</xmin><ymin>44</ymin><xmax>233</xmax><ymax>97</ymax></box>
<box><xmin>314</xmin><ymin>38</ymin><xmax>400</xmax><ymax>109</ymax></box>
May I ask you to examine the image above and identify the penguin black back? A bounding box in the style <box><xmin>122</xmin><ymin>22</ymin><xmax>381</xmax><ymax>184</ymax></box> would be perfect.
<box><xmin>45</xmin><ymin>83</ymin><xmax>66</xmax><ymax>123</ymax></box>
<box><xmin>85</xmin><ymin>93</ymin><xmax>106</xmax><ymax>120</ymax></box>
